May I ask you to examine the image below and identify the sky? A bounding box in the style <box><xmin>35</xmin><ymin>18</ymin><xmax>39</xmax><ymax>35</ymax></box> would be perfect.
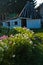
<box><xmin>36</xmin><ymin>0</ymin><xmax>43</xmax><ymax>7</ymax></box>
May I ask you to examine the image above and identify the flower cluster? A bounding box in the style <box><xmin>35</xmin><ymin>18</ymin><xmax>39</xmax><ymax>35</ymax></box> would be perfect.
<box><xmin>0</xmin><ymin>27</ymin><xmax>43</xmax><ymax>65</ymax></box>
<box><xmin>0</xmin><ymin>35</ymin><xmax>8</xmax><ymax>40</ymax></box>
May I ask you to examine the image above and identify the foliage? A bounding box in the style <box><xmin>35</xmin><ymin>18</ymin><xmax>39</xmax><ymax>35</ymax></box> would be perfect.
<box><xmin>0</xmin><ymin>27</ymin><xmax>34</xmax><ymax>37</ymax></box>
<box><xmin>33</xmin><ymin>28</ymin><xmax>43</xmax><ymax>43</ymax></box>
<box><xmin>15</xmin><ymin>0</ymin><xmax>36</xmax><ymax>13</ymax></box>
<box><xmin>0</xmin><ymin>27</ymin><xmax>43</xmax><ymax>65</ymax></box>
<box><xmin>0</xmin><ymin>0</ymin><xmax>37</xmax><ymax>14</ymax></box>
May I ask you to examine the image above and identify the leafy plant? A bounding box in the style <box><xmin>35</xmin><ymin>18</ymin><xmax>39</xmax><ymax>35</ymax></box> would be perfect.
<box><xmin>0</xmin><ymin>27</ymin><xmax>43</xmax><ymax>65</ymax></box>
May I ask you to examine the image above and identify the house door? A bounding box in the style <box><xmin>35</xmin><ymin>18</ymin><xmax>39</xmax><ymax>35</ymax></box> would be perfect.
<box><xmin>21</xmin><ymin>19</ymin><xmax>27</xmax><ymax>27</ymax></box>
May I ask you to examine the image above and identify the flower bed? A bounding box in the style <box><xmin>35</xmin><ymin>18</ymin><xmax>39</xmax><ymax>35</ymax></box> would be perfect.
<box><xmin>0</xmin><ymin>27</ymin><xmax>43</xmax><ymax>65</ymax></box>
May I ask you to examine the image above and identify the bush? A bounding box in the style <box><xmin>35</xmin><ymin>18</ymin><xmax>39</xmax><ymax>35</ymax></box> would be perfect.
<box><xmin>0</xmin><ymin>27</ymin><xmax>34</xmax><ymax>38</ymax></box>
<box><xmin>0</xmin><ymin>27</ymin><xmax>43</xmax><ymax>65</ymax></box>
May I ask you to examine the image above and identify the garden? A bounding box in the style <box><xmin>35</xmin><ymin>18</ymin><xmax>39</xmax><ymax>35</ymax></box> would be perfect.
<box><xmin>0</xmin><ymin>27</ymin><xmax>43</xmax><ymax>65</ymax></box>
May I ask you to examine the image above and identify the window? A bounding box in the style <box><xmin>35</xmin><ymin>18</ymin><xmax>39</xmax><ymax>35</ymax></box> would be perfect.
<box><xmin>15</xmin><ymin>21</ymin><xmax>18</xmax><ymax>25</ymax></box>
<box><xmin>7</xmin><ymin>22</ymin><xmax>10</xmax><ymax>26</ymax></box>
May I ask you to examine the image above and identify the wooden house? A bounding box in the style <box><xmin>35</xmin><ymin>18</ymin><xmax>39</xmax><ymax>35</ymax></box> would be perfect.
<box><xmin>1</xmin><ymin>1</ymin><xmax>41</xmax><ymax>29</ymax></box>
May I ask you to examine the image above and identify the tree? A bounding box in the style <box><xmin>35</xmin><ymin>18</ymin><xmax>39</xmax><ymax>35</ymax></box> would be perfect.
<box><xmin>0</xmin><ymin>0</ymin><xmax>37</xmax><ymax>19</ymax></box>
<box><xmin>14</xmin><ymin>0</ymin><xmax>37</xmax><ymax>13</ymax></box>
<box><xmin>1</xmin><ymin>0</ymin><xmax>37</xmax><ymax>13</ymax></box>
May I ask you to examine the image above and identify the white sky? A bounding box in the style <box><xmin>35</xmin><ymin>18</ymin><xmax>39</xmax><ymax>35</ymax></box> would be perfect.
<box><xmin>36</xmin><ymin>0</ymin><xmax>43</xmax><ymax>7</ymax></box>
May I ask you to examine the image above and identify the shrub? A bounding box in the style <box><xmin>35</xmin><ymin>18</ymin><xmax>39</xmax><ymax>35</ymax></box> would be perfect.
<box><xmin>0</xmin><ymin>27</ymin><xmax>43</xmax><ymax>65</ymax></box>
<box><xmin>0</xmin><ymin>27</ymin><xmax>34</xmax><ymax>38</ymax></box>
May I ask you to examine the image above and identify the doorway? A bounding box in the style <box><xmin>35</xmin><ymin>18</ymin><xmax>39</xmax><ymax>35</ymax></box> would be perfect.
<box><xmin>21</xmin><ymin>19</ymin><xmax>27</xmax><ymax>27</ymax></box>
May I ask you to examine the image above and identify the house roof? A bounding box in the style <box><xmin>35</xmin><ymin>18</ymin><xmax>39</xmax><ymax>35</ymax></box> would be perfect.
<box><xmin>19</xmin><ymin>1</ymin><xmax>39</xmax><ymax>19</ymax></box>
